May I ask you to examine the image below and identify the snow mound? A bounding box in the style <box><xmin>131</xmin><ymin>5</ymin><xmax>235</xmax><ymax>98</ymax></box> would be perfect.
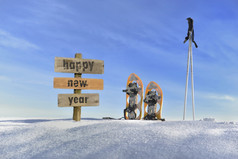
<box><xmin>0</xmin><ymin>118</ymin><xmax>238</xmax><ymax>159</ymax></box>
<box><xmin>201</xmin><ymin>118</ymin><xmax>215</xmax><ymax>122</ymax></box>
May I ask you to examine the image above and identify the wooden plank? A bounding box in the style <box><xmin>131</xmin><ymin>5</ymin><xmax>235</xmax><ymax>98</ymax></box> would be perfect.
<box><xmin>54</xmin><ymin>78</ymin><xmax>104</xmax><ymax>90</ymax></box>
<box><xmin>58</xmin><ymin>94</ymin><xmax>99</xmax><ymax>107</ymax></box>
<box><xmin>54</xmin><ymin>57</ymin><xmax>104</xmax><ymax>74</ymax></box>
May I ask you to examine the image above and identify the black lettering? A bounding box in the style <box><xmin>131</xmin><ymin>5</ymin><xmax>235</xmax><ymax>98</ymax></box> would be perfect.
<box><xmin>79</xmin><ymin>97</ymin><xmax>84</xmax><ymax>103</ymax></box>
<box><xmin>79</xmin><ymin>80</ymin><xmax>88</xmax><ymax>87</ymax></box>
<box><xmin>63</xmin><ymin>60</ymin><xmax>68</xmax><ymax>69</ymax></box>
<box><xmin>74</xmin><ymin>97</ymin><xmax>78</xmax><ymax>103</ymax></box>
<box><xmin>70</xmin><ymin>62</ymin><xmax>75</xmax><ymax>69</ymax></box>
<box><xmin>68</xmin><ymin>80</ymin><xmax>73</xmax><ymax>87</ymax></box>
<box><xmin>68</xmin><ymin>97</ymin><xmax>73</xmax><ymax>105</ymax></box>
<box><xmin>74</xmin><ymin>80</ymin><xmax>78</xmax><ymax>87</ymax></box>
<box><xmin>85</xmin><ymin>97</ymin><xmax>88</xmax><ymax>103</ymax></box>
<box><xmin>76</xmin><ymin>62</ymin><xmax>81</xmax><ymax>72</ymax></box>
<box><xmin>88</xmin><ymin>61</ymin><xmax>94</xmax><ymax>71</ymax></box>
<box><xmin>83</xmin><ymin>62</ymin><xmax>88</xmax><ymax>71</ymax></box>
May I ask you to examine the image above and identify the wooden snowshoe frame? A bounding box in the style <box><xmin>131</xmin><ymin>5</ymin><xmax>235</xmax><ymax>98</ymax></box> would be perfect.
<box><xmin>144</xmin><ymin>81</ymin><xmax>163</xmax><ymax>120</ymax></box>
<box><xmin>125</xmin><ymin>73</ymin><xmax>143</xmax><ymax>120</ymax></box>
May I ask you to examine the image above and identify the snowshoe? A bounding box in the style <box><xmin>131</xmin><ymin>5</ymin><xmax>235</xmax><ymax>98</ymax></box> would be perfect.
<box><xmin>143</xmin><ymin>81</ymin><xmax>164</xmax><ymax>120</ymax></box>
<box><xmin>123</xmin><ymin>73</ymin><xmax>143</xmax><ymax>120</ymax></box>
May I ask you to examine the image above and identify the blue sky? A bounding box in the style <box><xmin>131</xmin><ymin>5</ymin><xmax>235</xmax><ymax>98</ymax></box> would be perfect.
<box><xmin>0</xmin><ymin>0</ymin><xmax>238</xmax><ymax>121</ymax></box>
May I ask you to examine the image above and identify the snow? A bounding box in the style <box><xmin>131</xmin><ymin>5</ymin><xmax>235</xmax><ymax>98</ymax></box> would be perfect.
<box><xmin>0</xmin><ymin>118</ymin><xmax>237</xmax><ymax>159</ymax></box>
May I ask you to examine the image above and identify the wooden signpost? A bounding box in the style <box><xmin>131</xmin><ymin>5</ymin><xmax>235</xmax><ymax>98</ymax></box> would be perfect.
<box><xmin>54</xmin><ymin>53</ymin><xmax>104</xmax><ymax>121</ymax></box>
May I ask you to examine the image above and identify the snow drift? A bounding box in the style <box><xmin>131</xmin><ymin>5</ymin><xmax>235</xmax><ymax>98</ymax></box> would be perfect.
<box><xmin>0</xmin><ymin>118</ymin><xmax>237</xmax><ymax>159</ymax></box>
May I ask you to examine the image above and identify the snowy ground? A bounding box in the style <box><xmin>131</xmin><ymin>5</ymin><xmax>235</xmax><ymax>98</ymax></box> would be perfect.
<box><xmin>0</xmin><ymin>118</ymin><xmax>237</xmax><ymax>159</ymax></box>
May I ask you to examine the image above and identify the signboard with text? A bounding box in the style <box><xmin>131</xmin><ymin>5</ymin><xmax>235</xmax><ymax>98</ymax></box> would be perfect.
<box><xmin>58</xmin><ymin>94</ymin><xmax>99</xmax><ymax>107</ymax></box>
<box><xmin>54</xmin><ymin>53</ymin><xmax>104</xmax><ymax>121</ymax></box>
<box><xmin>54</xmin><ymin>78</ymin><xmax>103</xmax><ymax>90</ymax></box>
<box><xmin>54</xmin><ymin>57</ymin><xmax>104</xmax><ymax>74</ymax></box>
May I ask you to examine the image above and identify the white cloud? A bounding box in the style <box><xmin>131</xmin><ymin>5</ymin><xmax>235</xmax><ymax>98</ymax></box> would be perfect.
<box><xmin>198</xmin><ymin>92</ymin><xmax>236</xmax><ymax>102</ymax></box>
<box><xmin>207</xmin><ymin>94</ymin><xmax>236</xmax><ymax>101</ymax></box>
<box><xmin>0</xmin><ymin>29</ymin><xmax>39</xmax><ymax>50</ymax></box>
<box><xmin>0</xmin><ymin>75</ymin><xmax>11</xmax><ymax>81</ymax></box>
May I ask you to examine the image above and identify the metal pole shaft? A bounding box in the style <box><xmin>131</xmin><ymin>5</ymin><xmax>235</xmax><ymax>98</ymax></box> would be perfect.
<box><xmin>190</xmin><ymin>40</ymin><xmax>195</xmax><ymax>121</ymax></box>
<box><xmin>183</xmin><ymin>38</ymin><xmax>191</xmax><ymax>120</ymax></box>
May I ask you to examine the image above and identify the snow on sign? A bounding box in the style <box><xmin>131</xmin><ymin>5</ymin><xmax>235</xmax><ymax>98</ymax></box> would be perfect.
<box><xmin>54</xmin><ymin>57</ymin><xmax>104</xmax><ymax>74</ymax></box>
<box><xmin>54</xmin><ymin>53</ymin><xmax>104</xmax><ymax>121</ymax></box>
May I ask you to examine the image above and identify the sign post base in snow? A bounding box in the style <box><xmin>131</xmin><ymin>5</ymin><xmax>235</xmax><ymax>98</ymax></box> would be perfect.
<box><xmin>54</xmin><ymin>53</ymin><xmax>104</xmax><ymax>121</ymax></box>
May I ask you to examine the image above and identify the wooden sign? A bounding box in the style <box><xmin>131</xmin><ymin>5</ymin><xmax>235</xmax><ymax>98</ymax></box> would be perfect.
<box><xmin>58</xmin><ymin>94</ymin><xmax>99</xmax><ymax>107</ymax></box>
<box><xmin>55</xmin><ymin>57</ymin><xmax>104</xmax><ymax>74</ymax></box>
<box><xmin>54</xmin><ymin>78</ymin><xmax>103</xmax><ymax>90</ymax></box>
<box><xmin>54</xmin><ymin>53</ymin><xmax>104</xmax><ymax>121</ymax></box>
